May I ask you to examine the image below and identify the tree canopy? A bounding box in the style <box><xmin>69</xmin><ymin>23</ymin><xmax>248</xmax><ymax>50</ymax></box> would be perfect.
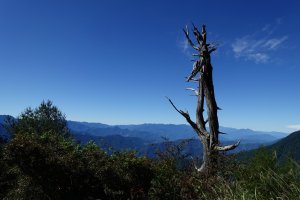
<box><xmin>7</xmin><ymin>100</ymin><xmax>70</xmax><ymax>138</ymax></box>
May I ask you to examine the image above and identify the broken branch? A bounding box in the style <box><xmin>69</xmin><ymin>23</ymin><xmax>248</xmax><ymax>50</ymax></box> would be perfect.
<box><xmin>214</xmin><ymin>140</ymin><xmax>240</xmax><ymax>151</ymax></box>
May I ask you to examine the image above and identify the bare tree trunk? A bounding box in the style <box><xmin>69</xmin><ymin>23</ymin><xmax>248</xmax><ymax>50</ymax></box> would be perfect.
<box><xmin>167</xmin><ymin>24</ymin><xmax>240</xmax><ymax>175</ymax></box>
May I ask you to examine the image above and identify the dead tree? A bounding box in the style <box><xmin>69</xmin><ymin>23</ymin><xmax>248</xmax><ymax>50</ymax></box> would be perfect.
<box><xmin>167</xmin><ymin>24</ymin><xmax>240</xmax><ymax>174</ymax></box>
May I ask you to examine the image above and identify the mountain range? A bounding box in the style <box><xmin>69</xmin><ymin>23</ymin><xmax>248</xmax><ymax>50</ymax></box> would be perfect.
<box><xmin>0</xmin><ymin>115</ymin><xmax>289</xmax><ymax>157</ymax></box>
<box><xmin>68</xmin><ymin>120</ymin><xmax>287</xmax><ymax>143</ymax></box>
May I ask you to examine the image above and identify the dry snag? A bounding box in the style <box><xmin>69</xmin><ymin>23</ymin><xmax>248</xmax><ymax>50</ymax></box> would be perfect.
<box><xmin>167</xmin><ymin>24</ymin><xmax>240</xmax><ymax>174</ymax></box>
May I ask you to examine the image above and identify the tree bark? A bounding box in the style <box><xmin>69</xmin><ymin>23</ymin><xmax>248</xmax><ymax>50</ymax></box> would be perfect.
<box><xmin>168</xmin><ymin>24</ymin><xmax>239</xmax><ymax>175</ymax></box>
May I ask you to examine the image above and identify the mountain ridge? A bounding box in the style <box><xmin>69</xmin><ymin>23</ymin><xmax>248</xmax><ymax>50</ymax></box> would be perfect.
<box><xmin>269</xmin><ymin>130</ymin><xmax>300</xmax><ymax>161</ymax></box>
<box><xmin>0</xmin><ymin>115</ymin><xmax>288</xmax><ymax>143</ymax></box>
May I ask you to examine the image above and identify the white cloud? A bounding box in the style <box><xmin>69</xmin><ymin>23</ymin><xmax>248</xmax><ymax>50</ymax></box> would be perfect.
<box><xmin>263</xmin><ymin>36</ymin><xmax>288</xmax><ymax>50</ymax></box>
<box><xmin>247</xmin><ymin>53</ymin><xmax>269</xmax><ymax>63</ymax></box>
<box><xmin>182</xmin><ymin>39</ymin><xmax>189</xmax><ymax>52</ymax></box>
<box><xmin>232</xmin><ymin>38</ymin><xmax>249</xmax><ymax>55</ymax></box>
<box><xmin>287</xmin><ymin>125</ymin><xmax>300</xmax><ymax>130</ymax></box>
<box><xmin>178</xmin><ymin>36</ymin><xmax>191</xmax><ymax>57</ymax></box>
<box><xmin>231</xmin><ymin>20</ymin><xmax>288</xmax><ymax>64</ymax></box>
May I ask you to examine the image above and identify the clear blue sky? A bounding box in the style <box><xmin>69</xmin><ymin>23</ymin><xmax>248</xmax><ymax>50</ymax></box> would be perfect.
<box><xmin>0</xmin><ymin>0</ymin><xmax>299</xmax><ymax>132</ymax></box>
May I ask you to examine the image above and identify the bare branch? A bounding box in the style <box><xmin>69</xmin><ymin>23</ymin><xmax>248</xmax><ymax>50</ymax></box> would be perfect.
<box><xmin>186</xmin><ymin>59</ymin><xmax>202</xmax><ymax>82</ymax></box>
<box><xmin>208</xmin><ymin>47</ymin><xmax>217</xmax><ymax>54</ymax></box>
<box><xmin>186</xmin><ymin>87</ymin><xmax>199</xmax><ymax>96</ymax></box>
<box><xmin>201</xmin><ymin>25</ymin><xmax>206</xmax><ymax>44</ymax></box>
<box><xmin>192</xmin><ymin>23</ymin><xmax>203</xmax><ymax>45</ymax></box>
<box><xmin>214</xmin><ymin>140</ymin><xmax>240</xmax><ymax>151</ymax></box>
<box><xmin>166</xmin><ymin>97</ymin><xmax>182</xmax><ymax>113</ymax></box>
<box><xmin>186</xmin><ymin>87</ymin><xmax>196</xmax><ymax>91</ymax></box>
<box><xmin>183</xmin><ymin>26</ymin><xmax>199</xmax><ymax>51</ymax></box>
<box><xmin>186</xmin><ymin>77</ymin><xmax>199</xmax><ymax>82</ymax></box>
<box><xmin>190</xmin><ymin>156</ymin><xmax>203</xmax><ymax>172</ymax></box>
<box><xmin>166</xmin><ymin>97</ymin><xmax>208</xmax><ymax>138</ymax></box>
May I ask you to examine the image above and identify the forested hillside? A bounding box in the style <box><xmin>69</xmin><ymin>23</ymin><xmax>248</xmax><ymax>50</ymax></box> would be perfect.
<box><xmin>0</xmin><ymin>101</ymin><xmax>299</xmax><ymax>199</ymax></box>
<box><xmin>269</xmin><ymin>130</ymin><xmax>300</xmax><ymax>161</ymax></box>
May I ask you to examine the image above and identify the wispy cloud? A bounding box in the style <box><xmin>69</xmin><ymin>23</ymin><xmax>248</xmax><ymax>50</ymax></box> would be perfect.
<box><xmin>262</xmin><ymin>36</ymin><xmax>288</xmax><ymax>50</ymax></box>
<box><xmin>178</xmin><ymin>36</ymin><xmax>192</xmax><ymax>58</ymax></box>
<box><xmin>247</xmin><ymin>53</ymin><xmax>269</xmax><ymax>63</ymax></box>
<box><xmin>231</xmin><ymin>19</ymin><xmax>288</xmax><ymax>64</ymax></box>
<box><xmin>182</xmin><ymin>39</ymin><xmax>189</xmax><ymax>53</ymax></box>
<box><xmin>287</xmin><ymin>125</ymin><xmax>300</xmax><ymax>130</ymax></box>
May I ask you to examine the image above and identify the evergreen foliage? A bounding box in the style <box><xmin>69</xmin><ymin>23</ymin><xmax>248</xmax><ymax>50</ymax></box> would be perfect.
<box><xmin>6</xmin><ymin>100</ymin><xmax>70</xmax><ymax>138</ymax></box>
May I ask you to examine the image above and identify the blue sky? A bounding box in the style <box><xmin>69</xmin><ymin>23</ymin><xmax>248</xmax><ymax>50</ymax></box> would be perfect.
<box><xmin>0</xmin><ymin>0</ymin><xmax>299</xmax><ymax>132</ymax></box>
